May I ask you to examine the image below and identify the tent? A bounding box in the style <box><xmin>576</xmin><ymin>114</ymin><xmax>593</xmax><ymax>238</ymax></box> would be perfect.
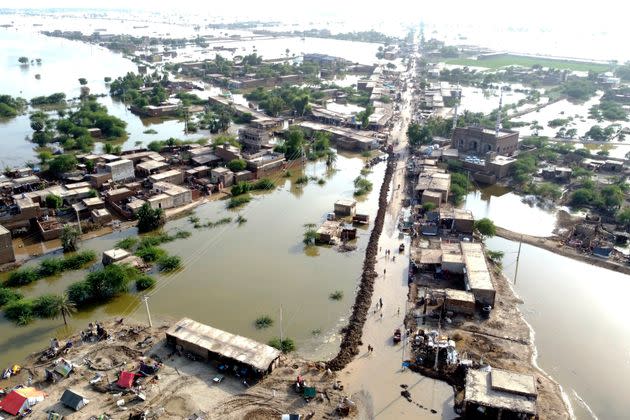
<box><xmin>60</xmin><ymin>389</ymin><xmax>89</xmax><ymax>411</ymax></box>
<box><xmin>117</xmin><ymin>371</ymin><xmax>136</xmax><ymax>389</ymax></box>
<box><xmin>0</xmin><ymin>388</ymin><xmax>46</xmax><ymax>415</ymax></box>
<box><xmin>0</xmin><ymin>391</ymin><xmax>29</xmax><ymax>416</ymax></box>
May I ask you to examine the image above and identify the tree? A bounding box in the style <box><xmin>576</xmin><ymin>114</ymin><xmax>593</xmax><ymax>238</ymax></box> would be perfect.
<box><xmin>45</xmin><ymin>194</ymin><xmax>63</xmax><ymax>209</ymax></box>
<box><xmin>407</xmin><ymin>122</ymin><xmax>432</xmax><ymax>146</ymax></box>
<box><xmin>60</xmin><ymin>225</ymin><xmax>80</xmax><ymax>252</ymax></box>
<box><xmin>33</xmin><ymin>293</ymin><xmax>76</xmax><ymax>325</ymax></box>
<box><xmin>136</xmin><ymin>202</ymin><xmax>165</xmax><ymax>233</ymax></box>
<box><xmin>30</xmin><ymin>119</ymin><xmax>44</xmax><ymax>132</ymax></box>
<box><xmin>227</xmin><ymin>159</ymin><xmax>247</xmax><ymax>172</ymax></box>
<box><xmin>474</xmin><ymin>218</ymin><xmax>496</xmax><ymax>238</ymax></box>
<box><xmin>48</xmin><ymin>154</ymin><xmax>77</xmax><ymax>176</ymax></box>
<box><xmin>18</xmin><ymin>56</ymin><xmax>29</xmax><ymax>65</ymax></box>
<box><xmin>104</xmin><ymin>76</ymin><xmax>112</xmax><ymax>83</ymax></box>
<box><xmin>616</xmin><ymin>207</ymin><xmax>630</xmax><ymax>228</ymax></box>
<box><xmin>78</xmin><ymin>78</ymin><xmax>88</xmax><ymax>85</ymax></box>
<box><xmin>601</xmin><ymin>185</ymin><xmax>624</xmax><ymax>211</ymax></box>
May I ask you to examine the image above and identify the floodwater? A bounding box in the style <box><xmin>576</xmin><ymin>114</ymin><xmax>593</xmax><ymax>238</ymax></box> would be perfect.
<box><xmin>0</xmin><ymin>28</ymin><xmax>206</xmax><ymax>167</ymax></box>
<box><xmin>487</xmin><ymin>236</ymin><xmax>630</xmax><ymax>420</ymax></box>
<box><xmin>0</xmin><ymin>155</ymin><xmax>386</xmax><ymax>368</ymax></box>
<box><xmin>463</xmin><ymin>185</ymin><xmax>559</xmax><ymax>237</ymax></box>
<box><xmin>458</xmin><ymin>85</ymin><xmax>528</xmax><ymax>115</ymax></box>
<box><xmin>0</xmin><ymin>24</ymin><xmax>385</xmax><ymax>167</ymax></box>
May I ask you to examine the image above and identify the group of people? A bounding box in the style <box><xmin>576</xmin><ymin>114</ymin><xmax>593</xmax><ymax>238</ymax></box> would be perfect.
<box><xmin>381</xmin><ymin>247</ymin><xmax>397</xmax><ymax>262</ymax></box>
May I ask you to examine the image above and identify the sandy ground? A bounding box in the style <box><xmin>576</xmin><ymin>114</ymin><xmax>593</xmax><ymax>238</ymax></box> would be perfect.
<box><xmin>14</xmin><ymin>320</ymin><xmax>354</xmax><ymax>420</ymax></box>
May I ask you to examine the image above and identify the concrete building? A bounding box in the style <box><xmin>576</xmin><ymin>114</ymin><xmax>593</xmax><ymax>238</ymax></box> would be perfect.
<box><xmin>444</xmin><ymin>289</ymin><xmax>475</xmax><ymax>315</ymax></box>
<box><xmin>149</xmin><ymin>182</ymin><xmax>192</xmax><ymax>210</ymax></box>
<box><xmin>461</xmin><ymin>242</ymin><xmax>496</xmax><ymax>306</ymax></box>
<box><xmin>210</xmin><ymin>167</ymin><xmax>235</xmax><ymax>187</ymax></box>
<box><xmin>105</xmin><ymin>159</ymin><xmax>134</xmax><ymax>182</ymax></box>
<box><xmin>102</xmin><ymin>248</ymin><xmax>130</xmax><ymax>266</ymax></box>
<box><xmin>0</xmin><ymin>225</ymin><xmax>15</xmax><ymax>264</ymax></box>
<box><xmin>136</xmin><ymin>160</ymin><xmax>169</xmax><ymax>177</ymax></box>
<box><xmin>334</xmin><ymin>199</ymin><xmax>357</xmax><ymax>217</ymax></box>
<box><xmin>415</xmin><ymin>172</ymin><xmax>451</xmax><ymax>204</ymax></box>
<box><xmin>464</xmin><ymin>368</ymin><xmax>537</xmax><ymax>418</ymax></box>
<box><xmin>148</xmin><ymin>169</ymin><xmax>184</xmax><ymax>186</ymax></box>
<box><xmin>453</xmin><ymin>126</ymin><xmax>519</xmax><ymax>156</ymax></box>
<box><xmin>239</xmin><ymin>127</ymin><xmax>271</xmax><ymax>152</ymax></box>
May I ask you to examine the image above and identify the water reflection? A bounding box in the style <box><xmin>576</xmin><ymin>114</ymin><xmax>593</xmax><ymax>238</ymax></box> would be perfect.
<box><xmin>0</xmin><ymin>155</ymin><xmax>383</xmax><ymax>368</ymax></box>
<box><xmin>463</xmin><ymin>186</ymin><xmax>558</xmax><ymax>237</ymax></box>
<box><xmin>488</xmin><ymin>236</ymin><xmax>630</xmax><ymax>420</ymax></box>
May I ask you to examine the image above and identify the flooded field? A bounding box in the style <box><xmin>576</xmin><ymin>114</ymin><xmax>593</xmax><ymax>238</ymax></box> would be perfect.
<box><xmin>463</xmin><ymin>185</ymin><xmax>559</xmax><ymax>237</ymax></box>
<box><xmin>488</xmin><ymin>236</ymin><xmax>630</xmax><ymax>420</ymax></box>
<box><xmin>0</xmin><ymin>154</ymin><xmax>385</xmax><ymax>368</ymax></box>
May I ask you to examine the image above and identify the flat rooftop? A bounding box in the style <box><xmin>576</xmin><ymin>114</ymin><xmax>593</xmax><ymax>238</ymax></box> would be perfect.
<box><xmin>461</xmin><ymin>242</ymin><xmax>494</xmax><ymax>292</ymax></box>
<box><xmin>416</xmin><ymin>172</ymin><xmax>451</xmax><ymax>192</ymax></box>
<box><xmin>465</xmin><ymin>369</ymin><xmax>536</xmax><ymax>415</ymax></box>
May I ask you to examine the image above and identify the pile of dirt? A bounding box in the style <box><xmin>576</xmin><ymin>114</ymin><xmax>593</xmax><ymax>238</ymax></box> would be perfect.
<box><xmin>326</xmin><ymin>153</ymin><xmax>395</xmax><ymax>371</ymax></box>
<box><xmin>84</xmin><ymin>345</ymin><xmax>143</xmax><ymax>371</ymax></box>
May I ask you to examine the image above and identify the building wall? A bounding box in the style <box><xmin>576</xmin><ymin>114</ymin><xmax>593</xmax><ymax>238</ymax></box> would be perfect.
<box><xmin>453</xmin><ymin>127</ymin><xmax>518</xmax><ymax>156</ymax></box>
<box><xmin>0</xmin><ymin>229</ymin><xmax>15</xmax><ymax>264</ymax></box>
<box><xmin>106</xmin><ymin>160</ymin><xmax>135</xmax><ymax>182</ymax></box>
<box><xmin>472</xmin><ymin>288</ymin><xmax>496</xmax><ymax>307</ymax></box>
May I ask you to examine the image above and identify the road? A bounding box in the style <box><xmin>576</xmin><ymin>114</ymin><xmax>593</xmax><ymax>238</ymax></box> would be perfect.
<box><xmin>342</xmin><ymin>54</ymin><xmax>455</xmax><ymax>419</ymax></box>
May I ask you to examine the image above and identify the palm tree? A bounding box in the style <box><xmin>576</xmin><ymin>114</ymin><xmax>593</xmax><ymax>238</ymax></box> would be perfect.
<box><xmin>52</xmin><ymin>293</ymin><xmax>77</xmax><ymax>326</ymax></box>
<box><xmin>325</xmin><ymin>150</ymin><xmax>337</xmax><ymax>168</ymax></box>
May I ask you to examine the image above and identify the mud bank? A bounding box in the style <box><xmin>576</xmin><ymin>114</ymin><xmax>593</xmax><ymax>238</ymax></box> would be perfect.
<box><xmin>326</xmin><ymin>152</ymin><xmax>395</xmax><ymax>371</ymax></box>
<box><xmin>495</xmin><ymin>226</ymin><xmax>630</xmax><ymax>275</ymax></box>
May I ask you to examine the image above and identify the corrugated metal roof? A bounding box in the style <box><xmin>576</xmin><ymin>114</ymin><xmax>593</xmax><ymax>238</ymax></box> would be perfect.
<box><xmin>166</xmin><ymin>318</ymin><xmax>281</xmax><ymax>372</ymax></box>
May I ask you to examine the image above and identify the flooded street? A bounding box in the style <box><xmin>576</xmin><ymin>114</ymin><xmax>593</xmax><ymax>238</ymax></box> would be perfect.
<box><xmin>487</xmin><ymin>236</ymin><xmax>630</xmax><ymax>420</ymax></box>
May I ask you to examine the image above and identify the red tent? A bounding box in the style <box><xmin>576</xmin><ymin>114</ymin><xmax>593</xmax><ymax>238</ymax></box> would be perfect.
<box><xmin>0</xmin><ymin>391</ymin><xmax>28</xmax><ymax>416</ymax></box>
<box><xmin>117</xmin><ymin>371</ymin><xmax>136</xmax><ymax>389</ymax></box>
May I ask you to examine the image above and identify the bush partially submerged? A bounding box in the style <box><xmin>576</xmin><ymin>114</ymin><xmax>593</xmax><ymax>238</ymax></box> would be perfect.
<box><xmin>0</xmin><ymin>288</ymin><xmax>23</xmax><ymax>307</ymax></box>
<box><xmin>255</xmin><ymin>315</ymin><xmax>273</xmax><ymax>329</ymax></box>
<box><xmin>135</xmin><ymin>275</ymin><xmax>156</xmax><ymax>290</ymax></box>
<box><xmin>268</xmin><ymin>337</ymin><xmax>296</xmax><ymax>353</ymax></box>
<box><xmin>329</xmin><ymin>290</ymin><xmax>344</xmax><ymax>300</ymax></box>
<box><xmin>158</xmin><ymin>255</ymin><xmax>182</xmax><ymax>272</ymax></box>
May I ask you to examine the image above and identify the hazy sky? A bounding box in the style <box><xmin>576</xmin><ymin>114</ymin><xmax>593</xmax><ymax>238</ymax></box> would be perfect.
<box><xmin>8</xmin><ymin>0</ymin><xmax>629</xmax><ymax>29</ymax></box>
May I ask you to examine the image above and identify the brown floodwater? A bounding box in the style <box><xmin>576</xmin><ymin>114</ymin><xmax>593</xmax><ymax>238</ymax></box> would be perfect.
<box><xmin>0</xmin><ymin>155</ymin><xmax>385</xmax><ymax>369</ymax></box>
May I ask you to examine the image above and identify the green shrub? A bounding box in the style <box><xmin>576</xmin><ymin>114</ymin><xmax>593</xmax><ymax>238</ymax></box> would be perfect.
<box><xmin>67</xmin><ymin>280</ymin><xmax>92</xmax><ymax>306</ymax></box>
<box><xmin>296</xmin><ymin>175</ymin><xmax>308</xmax><ymax>185</ymax></box>
<box><xmin>45</xmin><ymin>194</ymin><xmax>63</xmax><ymax>209</ymax></box>
<box><xmin>329</xmin><ymin>290</ymin><xmax>344</xmax><ymax>300</ymax></box>
<box><xmin>353</xmin><ymin>177</ymin><xmax>373</xmax><ymax>196</ymax></box>
<box><xmin>253</xmin><ymin>178</ymin><xmax>275</xmax><ymax>190</ymax></box>
<box><xmin>4</xmin><ymin>299</ymin><xmax>35</xmax><ymax>325</ymax></box>
<box><xmin>158</xmin><ymin>255</ymin><xmax>182</xmax><ymax>272</ymax></box>
<box><xmin>227</xmin><ymin>159</ymin><xmax>247</xmax><ymax>172</ymax></box>
<box><xmin>5</xmin><ymin>267</ymin><xmax>41</xmax><ymax>287</ymax></box>
<box><xmin>61</xmin><ymin>250</ymin><xmax>96</xmax><ymax>270</ymax></box>
<box><xmin>227</xmin><ymin>194</ymin><xmax>251</xmax><ymax>209</ymax></box>
<box><xmin>231</xmin><ymin>181</ymin><xmax>251</xmax><ymax>196</ymax></box>
<box><xmin>135</xmin><ymin>275</ymin><xmax>156</xmax><ymax>290</ymax></box>
<box><xmin>268</xmin><ymin>337</ymin><xmax>296</xmax><ymax>353</ymax></box>
<box><xmin>0</xmin><ymin>288</ymin><xmax>23</xmax><ymax>306</ymax></box>
<box><xmin>255</xmin><ymin>315</ymin><xmax>274</xmax><ymax>329</ymax></box>
<box><xmin>39</xmin><ymin>257</ymin><xmax>64</xmax><ymax>276</ymax></box>
<box><xmin>135</xmin><ymin>246</ymin><xmax>166</xmax><ymax>262</ymax></box>
<box><xmin>32</xmin><ymin>294</ymin><xmax>62</xmax><ymax>319</ymax></box>
<box><xmin>116</xmin><ymin>237</ymin><xmax>138</xmax><ymax>250</ymax></box>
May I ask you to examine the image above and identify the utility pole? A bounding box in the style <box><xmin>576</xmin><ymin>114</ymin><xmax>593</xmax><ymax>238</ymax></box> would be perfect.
<box><xmin>143</xmin><ymin>295</ymin><xmax>153</xmax><ymax>328</ymax></box>
<box><xmin>513</xmin><ymin>235</ymin><xmax>523</xmax><ymax>285</ymax></box>
<box><xmin>279</xmin><ymin>305</ymin><xmax>283</xmax><ymax>343</ymax></box>
<box><xmin>433</xmin><ymin>307</ymin><xmax>442</xmax><ymax>371</ymax></box>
